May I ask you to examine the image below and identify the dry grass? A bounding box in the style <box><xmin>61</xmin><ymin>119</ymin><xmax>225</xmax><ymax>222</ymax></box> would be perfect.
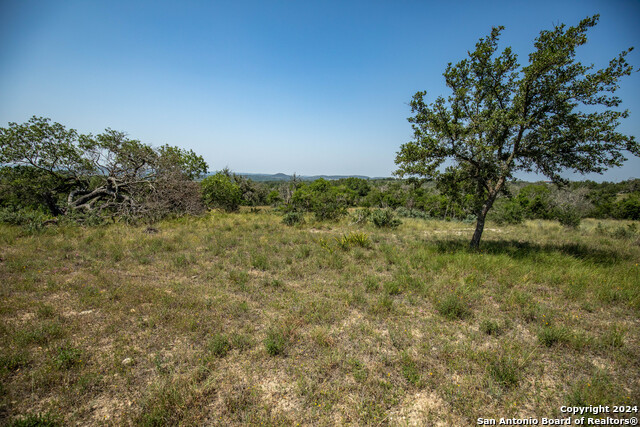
<box><xmin>1</xmin><ymin>211</ymin><xmax>638</xmax><ymax>425</ymax></box>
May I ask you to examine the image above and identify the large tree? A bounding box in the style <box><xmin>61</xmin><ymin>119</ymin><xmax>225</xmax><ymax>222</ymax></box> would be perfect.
<box><xmin>0</xmin><ymin>116</ymin><xmax>208</xmax><ymax>220</ymax></box>
<box><xmin>395</xmin><ymin>16</ymin><xmax>638</xmax><ymax>248</ymax></box>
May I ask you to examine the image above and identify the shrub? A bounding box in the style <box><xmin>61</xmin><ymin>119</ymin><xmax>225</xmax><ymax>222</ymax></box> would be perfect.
<box><xmin>351</xmin><ymin>208</ymin><xmax>371</xmax><ymax>224</ymax></box>
<box><xmin>556</xmin><ymin>206</ymin><xmax>581</xmax><ymax>228</ymax></box>
<box><xmin>490</xmin><ymin>198</ymin><xmax>524</xmax><ymax>225</ymax></box>
<box><xmin>201</xmin><ymin>172</ymin><xmax>242</xmax><ymax>212</ymax></box>
<box><xmin>395</xmin><ymin>207</ymin><xmax>431</xmax><ymax>220</ymax></box>
<box><xmin>282</xmin><ymin>211</ymin><xmax>304</xmax><ymax>226</ymax></box>
<box><xmin>370</xmin><ymin>209</ymin><xmax>401</xmax><ymax>228</ymax></box>
<box><xmin>290</xmin><ymin>179</ymin><xmax>349</xmax><ymax>221</ymax></box>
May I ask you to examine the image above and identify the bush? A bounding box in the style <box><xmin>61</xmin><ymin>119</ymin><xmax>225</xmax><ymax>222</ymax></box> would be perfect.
<box><xmin>555</xmin><ymin>206</ymin><xmax>581</xmax><ymax>228</ymax></box>
<box><xmin>0</xmin><ymin>207</ymin><xmax>50</xmax><ymax>229</ymax></box>
<box><xmin>395</xmin><ymin>207</ymin><xmax>431</xmax><ymax>220</ymax></box>
<box><xmin>370</xmin><ymin>209</ymin><xmax>401</xmax><ymax>228</ymax></box>
<box><xmin>290</xmin><ymin>179</ymin><xmax>349</xmax><ymax>221</ymax></box>
<box><xmin>490</xmin><ymin>198</ymin><xmax>524</xmax><ymax>225</ymax></box>
<box><xmin>201</xmin><ymin>172</ymin><xmax>242</xmax><ymax>212</ymax></box>
<box><xmin>351</xmin><ymin>208</ymin><xmax>371</xmax><ymax>224</ymax></box>
<box><xmin>282</xmin><ymin>211</ymin><xmax>305</xmax><ymax>226</ymax></box>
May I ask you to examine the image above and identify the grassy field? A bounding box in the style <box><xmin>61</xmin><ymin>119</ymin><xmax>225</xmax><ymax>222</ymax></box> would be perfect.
<box><xmin>1</xmin><ymin>209</ymin><xmax>639</xmax><ymax>426</ymax></box>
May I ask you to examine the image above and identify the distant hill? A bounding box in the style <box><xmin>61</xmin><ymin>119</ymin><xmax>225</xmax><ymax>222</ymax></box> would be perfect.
<box><xmin>230</xmin><ymin>173</ymin><xmax>387</xmax><ymax>182</ymax></box>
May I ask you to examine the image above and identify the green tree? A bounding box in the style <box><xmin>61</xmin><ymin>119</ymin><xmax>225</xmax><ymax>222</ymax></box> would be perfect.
<box><xmin>0</xmin><ymin>116</ymin><xmax>208</xmax><ymax>219</ymax></box>
<box><xmin>395</xmin><ymin>16</ymin><xmax>637</xmax><ymax>248</ymax></box>
<box><xmin>201</xmin><ymin>171</ymin><xmax>242</xmax><ymax>212</ymax></box>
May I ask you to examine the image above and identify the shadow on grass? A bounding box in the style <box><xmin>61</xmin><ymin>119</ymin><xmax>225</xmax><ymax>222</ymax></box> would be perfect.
<box><xmin>433</xmin><ymin>239</ymin><xmax>626</xmax><ymax>266</ymax></box>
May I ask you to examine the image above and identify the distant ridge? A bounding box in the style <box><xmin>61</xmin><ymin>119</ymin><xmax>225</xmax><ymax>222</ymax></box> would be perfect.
<box><xmin>226</xmin><ymin>173</ymin><xmax>390</xmax><ymax>182</ymax></box>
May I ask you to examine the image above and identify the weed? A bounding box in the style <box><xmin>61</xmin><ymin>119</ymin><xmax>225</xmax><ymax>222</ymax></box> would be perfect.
<box><xmin>229</xmin><ymin>270</ymin><xmax>249</xmax><ymax>288</ymax></box>
<box><xmin>598</xmin><ymin>325</ymin><xmax>625</xmax><ymax>349</ymax></box>
<box><xmin>383</xmin><ymin>280</ymin><xmax>402</xmax><ymax>296</ymax></box>
<box><xmin>283</xmin><ymin>212</ymin><xmax>305</xmax><ymax>226</ymax></box>
<box><xmin>566</xmin><ymin>371</ymin><xmax>625</xmax><ymax>407</ymax></box>
<box><xmin>538</xmin><ymin>325</ymin><xmax>571</xmax><ymax>347</ymax></box>
<box><xmin>7</xmin><ymin>412</ymin><xmax>61</xmax><ymax>427</ymax></box>
<box><xmin>230</xmin><ymin>332</ymin><xmax>253</xmax><ymax>351</ymax></box>
<box><xmin>223</xmin><ymin>382</ymin><xmax>259</xmax><ymax>415</ymax></box>
<box><xmin>347</xmin><ymin>232</ymin><xmax>371</xmax><ymax>248</ymax></box>
<box><xmin>480</xmin><ymin>319</ymin><xmax>503</xmax><ymax>336</ymax></box>
<box><xmin>209</xmin><ymin>333</ymin><xmax>231</xmax><ymax>357</ymax></box>
<box><xmin>54</xmin><ymin>344</ymin><xmax>83</xmax><ymax>370</ymax></box>
<box><xmin>1</xmin><ymin>351</ymin><xmax>30</xmax><ymax>372</ymax></box>
<box><xmin>401</xmin><ymin>352</ymin><xmax>421</xmax><ymax>386</ymax></box>
<box><xmin>436</xmin><ymin>294</ymin><xmax>472</xmax><ymax>320</ymax></box>
<box><xmin>251</xmin><ymin>252</ymin><xmax>268</xmax><ymax>270</ymax></box>
<box><xmin>348</xmin><ymin>358</ymin><xmax>368</xmax><ymax>382</ymax></box>
<box><xmin>16</xmin><ymin>321</ymin><xmax>64</xmax><ymax>346</ymax></box>
<box><xmin>264</xmin><ymin>327</ymin><xmax>287</xmax><ymax>356</ymax></box>
<box><xmin>372</xmin><ymin>295</ymin><xmax>394</xmax><ymax>314</ymax></box>
<box><xmin>488</xmin><ymin>356</ymin><xmax>521</xmax><ymax>388</ymax></box>
<box><xmin>364</xmin><ymin>276</ymin><xmax>379</xmax><ymax>292</ymax></box>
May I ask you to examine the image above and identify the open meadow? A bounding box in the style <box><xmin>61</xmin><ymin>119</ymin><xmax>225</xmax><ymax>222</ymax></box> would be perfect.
<box><xmin>1</xmin><ymin>210</ymin><xmax>639</xmax><ymax>425</ymax></box>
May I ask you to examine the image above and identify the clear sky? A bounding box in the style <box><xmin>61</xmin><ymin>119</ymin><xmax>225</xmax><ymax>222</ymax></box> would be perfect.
<box><xmin>1</xmin><ymin>0</ymin><xmax>639</xmax><ymax>180</ymax></box>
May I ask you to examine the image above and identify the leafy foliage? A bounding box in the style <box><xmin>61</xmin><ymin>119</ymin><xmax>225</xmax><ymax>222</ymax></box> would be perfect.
<box><xmin>395</xmin><ymin>16</ymin><xmax>637</xmax><ymax>247</ymax></box>
<box><xmin>201</xmin><ymin>170</ymin><xmax>242</xmax><ymax>212</ymax></box>
<box><xmin>0</xmin><ymin>116</ymin><xmax>208</xmax><ymax>221</ymax></box>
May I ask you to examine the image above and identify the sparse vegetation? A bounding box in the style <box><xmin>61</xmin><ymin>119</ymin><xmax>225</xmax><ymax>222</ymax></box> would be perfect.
<box><xmin>0</xmin><ymin>208</ymin><xmax>640</xmax><ymax>425</ymax></box>
<box><xmin>1</xmin><ymin>210</ymin><xmax>637</xmax><ymax>424</ymax></box>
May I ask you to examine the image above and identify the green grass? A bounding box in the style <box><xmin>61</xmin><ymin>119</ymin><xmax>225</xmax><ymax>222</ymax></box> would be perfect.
<box><xmin>0</xmin><ymin>212</ymin><xmax>638</xmax><ymax>425</ymax></box>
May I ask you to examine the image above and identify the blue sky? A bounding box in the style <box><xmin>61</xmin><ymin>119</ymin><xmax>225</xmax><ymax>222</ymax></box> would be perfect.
<box><xmin>1</xmin><ymin>0</ymin><xmax>639</xmax><ymax>180</ymax></box>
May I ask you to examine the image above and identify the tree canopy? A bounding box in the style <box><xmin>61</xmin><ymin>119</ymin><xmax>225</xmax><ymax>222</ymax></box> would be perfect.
<box><xmin>0</xmin><ymin>116</ymin><xmax>208</xmax><ymax>221</ymax></box>
<box><xmin>395</xmin><ymin>15</ymin><xmax>638</xmax><ymax>248</ymax></box>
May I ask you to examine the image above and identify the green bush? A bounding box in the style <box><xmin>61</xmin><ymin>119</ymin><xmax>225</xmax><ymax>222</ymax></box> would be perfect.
<box><xmin>0</xmin><ymin>207</ymin><xmax>50</xmax><ymax>230</ymax></box>
<box><xmin>282</xmin><ymin>211</ymin><xmax>305</xmax><ymax>226</ymax></box>
<box><xmin>490</xmin><ymin>198</ymin><xmax>524</xmax><ymax>225</ymax></box>
<box><xmin>291</xmin><ymin>179</ymin><xmax>349</xmax><ymax>221</ymax></box>
<box><xmin>201</xmin><ymin>172</ymin><xmax>242</xmax><ymax>212</ymax></box>
<box><xmin>395</xmin><ymin>207</ymin><xmax>430</xmax><ymax>220</ymax></box>
<box><xmin>351</xmin><ymin>208</ymin><xmax>371</xmax><ymax>224</ymax></box>
<box><xmin>555</xmin><ymin>206</ymin><xmax>581</xmax><ymax>228</ymax></box>
<box><xmin>370</xmin><ymin>209</ymin><xmax>401</xmax><ymax>228</ymax></box>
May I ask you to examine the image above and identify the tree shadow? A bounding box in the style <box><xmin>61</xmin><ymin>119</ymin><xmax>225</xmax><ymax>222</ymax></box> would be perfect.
<box><xmin>433</xmin><ymin>238</ymin><xmax>627</xmax><ymax>266</ymax></box>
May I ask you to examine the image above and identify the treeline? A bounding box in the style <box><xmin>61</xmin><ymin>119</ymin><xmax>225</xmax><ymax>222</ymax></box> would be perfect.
<box><xmin>201</xmin><ymin>171</ymin><xmax>640</xmax><ymax>225</ymax></box>
<box><xmin>1</xmin><ymin>117</ymin><xmax>638</xmax><ymax>229</ymax></box>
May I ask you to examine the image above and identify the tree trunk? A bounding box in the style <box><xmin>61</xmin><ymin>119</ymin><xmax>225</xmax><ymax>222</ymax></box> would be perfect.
<box><xmin>470</xmin><ymin>195</ymin><xmax>498</xmax><ymax>249</ymax></box>
<box><xmin>470</xmin><ymin>209</ymin><xmax>487</xmax><ymax>249</ymax></box>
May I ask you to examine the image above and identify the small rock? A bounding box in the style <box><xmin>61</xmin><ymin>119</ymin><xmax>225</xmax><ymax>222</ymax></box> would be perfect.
<box><xmin>122</xmin><ymin>357</ymin><xmax>134</xmax><ymax>366</ymax></box>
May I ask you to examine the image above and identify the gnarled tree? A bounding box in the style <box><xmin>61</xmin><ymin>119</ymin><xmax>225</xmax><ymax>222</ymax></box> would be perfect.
<box><xmin>0</xmin><ymin>116</ymin><xmax>208</xmax><ymax>221</ymax></box>
<box><xmin>395</xmin><ymin>15</ymin><xmax>638</xmax><ymax>248</ymax></box>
